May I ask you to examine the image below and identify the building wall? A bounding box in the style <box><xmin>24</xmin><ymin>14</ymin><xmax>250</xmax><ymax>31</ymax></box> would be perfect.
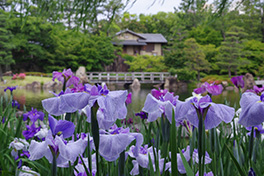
<box><xmin>117</xmin><ymin>32</ymin><xmax>139</xmax><ymax>40</ymax></box>
<box><xmin>126</xmin><ymin>46</ymin><xmax>134</xmax><ymax>55</ymax></box>
<box><xmin>140</xmin><ymin>44</ymin><xmax>162</xmax><ymax>56</ymax></box>
<box><xmin>116</xmin><ymin>32</ymin><xmax>164</xmax><ymax>56</ymax></box>
<box><xmin>154</xmin><ymin>44</ymin><xmax>162</xmax><ymax>56</ymax></box>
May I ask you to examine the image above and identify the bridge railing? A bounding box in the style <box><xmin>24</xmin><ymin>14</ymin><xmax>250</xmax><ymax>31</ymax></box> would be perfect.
<box><xmin>86</xmin><ymin>72</ymin><xmax>171</xmax><ymax>83</ymax></box>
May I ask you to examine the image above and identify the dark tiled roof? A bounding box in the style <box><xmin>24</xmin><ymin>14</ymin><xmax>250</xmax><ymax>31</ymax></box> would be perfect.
<box><xmin>112</xmin><ymin>40</ymin><xmax>147</xmax><ymax>46</ymax></box>
<box><xmin>138</xmin><ymin>34</ymin><xmax>167</xmax><ymax>43</ymax></box>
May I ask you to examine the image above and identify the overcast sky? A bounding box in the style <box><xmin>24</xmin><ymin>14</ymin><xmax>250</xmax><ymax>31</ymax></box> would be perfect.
<box><xmin>123</xmin><ymin>0</ymin><xmax>181</xmax><ymax>15</ymax></box>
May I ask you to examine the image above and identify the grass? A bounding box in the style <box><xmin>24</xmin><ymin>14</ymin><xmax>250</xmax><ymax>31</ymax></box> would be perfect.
<box><xmin>2</xmin><ymin>76</ymin><xmax>54</xmax><ymax>87</ymax></box>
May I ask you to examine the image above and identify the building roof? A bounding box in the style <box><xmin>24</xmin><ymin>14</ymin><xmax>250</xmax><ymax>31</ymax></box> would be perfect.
<box><xmin>112</xmin><ymin>40</ymin><xmax>147</xmax><ymax>46</ymax></box>
<box><xmin>138</xmin><ymin>34</ymin><xmax>167</xmax><ymax>43</ymax></box>
<box><xmin>115</xmin><ymin>29</ymin><xmax>167</xmax><ymax>44</ymax></box>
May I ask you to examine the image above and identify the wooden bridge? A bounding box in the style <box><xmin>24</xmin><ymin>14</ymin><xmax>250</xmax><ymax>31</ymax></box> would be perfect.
<box><xmin>87</xmin><ymin>72</ymin><xmax>171</xmax><ymax>84</ymax></box>
<box><xmin>255</xmin><ymin>80</ymin><xmax>264</xmax><ymax>86</ymax></box>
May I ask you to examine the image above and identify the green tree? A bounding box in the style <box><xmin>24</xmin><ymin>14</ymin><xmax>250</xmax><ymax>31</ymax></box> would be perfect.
<box><xmin>243</xmin><ymin>39</ymin><xmax>264</xmax><ymax>76</ymax></box>
<box><xmin>164</xmin><ymin>25</ymin><xmax>187</xmax><ymax>69</ymax></box>
<box><xmin>184</xmin><ymin>38</ymin><xmax>211</xmax><ymax>81</ymax></box>
<box><xmin>242</xmin><ymin>0</ymin><xmax>264</xmax><ymax>42</ymax></box>
<box><xmin>0</xmin><ymin>11</ymin><xmax>14</xmax><ymax>79</ymax></box>
<box><xmin>189</xmin><ymin>25</ymin><xmax>223</xmax><ymax>46</ymax></box>
<box><xmin>48</xmin><ymin>29</ymin><xmax>118</xmax><ymax>72</ymax></box>
<box><xmin>7</xmin><ymin>15</ymin><xmax>53</xmax><ymax>72</ymax></box>
<box><xmin>124</xmin><ymin>55</ymin><xmax>168</xmax><ymax>72</ymax></box>
<box><xmin>216</xmin><ymin>26</ymin><xmax>249</xmax><ymax>77</ymax></box>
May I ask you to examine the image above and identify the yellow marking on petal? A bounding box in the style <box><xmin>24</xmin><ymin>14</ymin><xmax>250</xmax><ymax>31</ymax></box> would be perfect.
<box><xmin>57</xmin><ymin>131</ymin><xmax>62</xmax><ymax>136</ymax></box>
<box><xmin>257</xmin><ymin>101</ymin><xmax>262</xmax><ymax>103</ymax></box>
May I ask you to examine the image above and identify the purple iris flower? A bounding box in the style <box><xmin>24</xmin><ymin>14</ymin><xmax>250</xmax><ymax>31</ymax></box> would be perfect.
<box><xmin>48</xmin><ymin>115</ymin><xmax>75</xmax><ymax>138</ymax></box>
<box><xmin>206</xmin><ymin>84</ymin><xmax>223</xmax><ymax>96</ymax></box>
<box><xmin>4</xmin><ymin>86</ymin><xmax>17</xmax><ymax>93</ymax></box>
<box><xmin>194</xmin><ymin>82</ymin><xmax>223</xmax><ymax>96</ymax></box>
<box><xmin>71</xmin><ymin>83</ymin><xmax>85</xmax><ymax>93</ymax></box>
<box><xmin>176</xmin><ymin>95</ymin><xmax>235</xmax><ymax>129</ymax></box>
<box><xmin>17</xmin><ymin>159</ymin><xmax>22</xmax><ymax>169</ymax></box>
<box><xmin>246</xmin><ymin>86</ymin><xmax>264</xmax><ymax>96</ymax></box>
<box><xmin>166</xmin><ymin>146</ymin><xmax>212</xmax><ymax>174</ymax></box>
<box><xmin>9</xmin><ymin>138</ymin><xmax>29</xmax><ymax>160</ymax></box>
<box><xmin>84</xmin><ymin>84</ymin><xmax>128</xmax><ymax>130</ymax></box>
<box><xmin>28</xmin><ymin>117</ymin><xmax>87</xmax><ymax>166</ymax></box>
<box><xmin>42</xmin><ymin>88</ymin><xmax>91</xmax><ymax>116</ymax></box>
<box><xmin>23</xmin><ymin>108</ymin><xmax>44</xmax><ymax>123</ymax></box>
<box><xmin>195</xmin><ymin>171</ymin><xmax>214</xmax><ymax>176</ymax></box>
<box><xmin>179</xmin><ymin>120</ymin><xmax>194</xmax><ymax>135</ymax></box>
<box><xmin>66</xmin><ymin>76</ymin><xmax>80</xmax><ymax>88</ymax></box>
<box><xmin>128</xmin><ymin>145</ymin><xmax>166</xmax><ymax>175</ymax></box>
<box><xmin>22</xmin><ymin>124</ymin><xmax>41</xmax><ymax>140</ymax></box>
<box><xmin>126</xmin><ymin>92</ymin><xmax>132</xmax><ymax>104</ymax></box>
<box><xmin>74</xmin><ymin>154</ymin><xmax>96</xmax><ymax>176</ymax></box>
<box><xmin>99</xmin><ymin>124</ymin><xmax>143</xmax><ymax>161</ymax></box>
<box><xmin>121</xmin><ymin>118</ymin><xmax>133</xmax><ymax>125</ymax></box>
<box><xmin>2</xmin><ymin>116</ymin><xmax>5</xmax><ymax>124</ymax></box>
<box><xmin>76</xmin><ymin>133</ymin><xmax>87</xmax><ymax>140</ymax></box>
<box><xmin>12</xmin><ymin>100</ymin><xmax>20</xmax><ymax>109</ymax></box>
<box><xmin>34</xmin><ymin>125</ymin><xmax>48</xmax><ymax>140</ymax></box>
<box><xmin>142</xmin><ymin>92</ymin><xmax>178</xmax><ymax>123</ymax></box>
<box><xmin>20</xmin><ymin>150</ymin><xmax>30</xmax><ymax>158</ymax></box>
<box><xmin>194</xmin><ymin>82</ymin><xmax>208</xmax><ymax>94</ymax></box>
<box><xmin>135</xmin><ymin>111</ymin><xmax>148</xmax><ymax>120</ymax></box>
<box><xmin>248</xmin><ymin>168</ymin><xmax>256</xmax><ymax>176</ymax></box>
<box><xmin>52</xmin><ymin>68</ymin><xmax>73</xmax><ymax>82</ymax></box>
<box><xmin>19</xmin><ymin>166</ymin><xmax>40</xmax><ymax>176</ymax></box>
<box><xmin>53</xmin><ymin>68</ymin><xmax>80</xmax><ymax>88</ymax></box>
<box><xmin>231</xmin><ymin>75</ymin><xmax>244</xmax><ymax>89</ymax></box>
<box><xmin>245</xmin><ymin>124</ymin><xmax>264</xmax><ymax>137</ymax></box>
<box><xmin>238</xmin><ymin>92</ymin><xmax>264</xmax><ymax>127</ymax></box>
<box><xmin>151</xmin><ymin>88</ymin><xmax>168</xmax><ymax>100</ymax></box>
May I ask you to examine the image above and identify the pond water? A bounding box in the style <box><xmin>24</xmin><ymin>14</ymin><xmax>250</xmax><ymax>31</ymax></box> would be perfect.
<box><xmin>0</xmin><ymin>84</ymin><xmax>240</xmax><ymax>118</ymax></box>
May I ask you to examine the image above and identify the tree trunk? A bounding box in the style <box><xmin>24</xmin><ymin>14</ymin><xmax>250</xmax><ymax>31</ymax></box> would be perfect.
<box><xmin>197</xmin><ymin>71</ymin><xmax>200</xmax><ymax>81</ymax></box>
<box><xmin>228</xmin><ymin>67</ymin><xmax>231</xmax><ymax>78</ymax></box>
<box><xmin>261</xmin><ymin>8</ymin><xmax>264</xmax><ymax>43</ymax></box>
<box><xmin>0</xmin><ymin>65</ymin><xmax>3</xmax><ymax>82</ymax></box>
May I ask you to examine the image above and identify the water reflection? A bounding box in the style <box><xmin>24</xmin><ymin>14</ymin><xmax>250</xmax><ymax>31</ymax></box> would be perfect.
<box><xmin>0</xmin><ymin>85</ymin><xmax>240</xmax><ymax>117</ymax></box>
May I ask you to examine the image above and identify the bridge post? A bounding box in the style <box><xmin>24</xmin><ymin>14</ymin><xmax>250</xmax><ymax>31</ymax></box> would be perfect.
<box><xmin>132</xmin><ymin>73</ymin><xmax>135</xmax><ymax>80</ymax></box>
<box><xmin>107</xmin><ymin>73</ymin><xmax>110</xmax><ymax>81</ymax></box>
<box><xmin>89</xmin><ymin>73</ymin><xmax>93</xmax><ymax>82</ymax></box>
<box><xmin>150</xmin><ymin>73</ymin><xmax>154</xmax><ymax>83</ymax></box>
<box><xmin>99</xmin><ymin>73</ymin><xmax>101</xmax><ymax>82</ymax></box>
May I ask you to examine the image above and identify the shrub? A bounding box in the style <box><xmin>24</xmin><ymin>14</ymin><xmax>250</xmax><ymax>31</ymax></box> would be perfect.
<box><xmin>168</xmin><ymin>68</ymin><xmax>177</xmax><ymax>76</ymax></box>
<box><xmin>122</xmin><ymin>54</ymin><xmax>134</xmax><ymax>62</ymax></box>
<box><xmin>18</xmin><ymin>73</ymin><xmax>26</xmax><ymax>79</ymax></box>
<box><xmin>175</xmin><ymin>68</ymin><xmax>196</xmax><ymax>81</ymax></box>
<box><xmin>12</xmin><ymin>73</ymin><xmax>26</xmax><ymax>80</ymax></box>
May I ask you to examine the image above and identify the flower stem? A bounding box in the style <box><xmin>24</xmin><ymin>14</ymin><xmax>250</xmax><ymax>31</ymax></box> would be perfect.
<box><xmin>248</xmin><ymin>126</ymin><xmax>254</xmax><ymax>167</ymax></box>
<box><xmin>91</xmin><ymin>102</ymin><xmax>100</xmax><ymax>176</ymax></box>
<box><xmin>51</xmin><ymin>154</ymin><xmax>57</xmax><ymax>176</ymax></box>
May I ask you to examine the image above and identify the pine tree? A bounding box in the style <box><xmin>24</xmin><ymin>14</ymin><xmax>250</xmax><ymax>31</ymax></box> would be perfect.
<box><xmin>184</xmin><ymin>38</ymin><xmax>211</xmax><ymax>81</ymax></box>
<box><xmin>216</xmin><ymin>26</ymin><xmax>249</xmax><ymax>77</ymax></box>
